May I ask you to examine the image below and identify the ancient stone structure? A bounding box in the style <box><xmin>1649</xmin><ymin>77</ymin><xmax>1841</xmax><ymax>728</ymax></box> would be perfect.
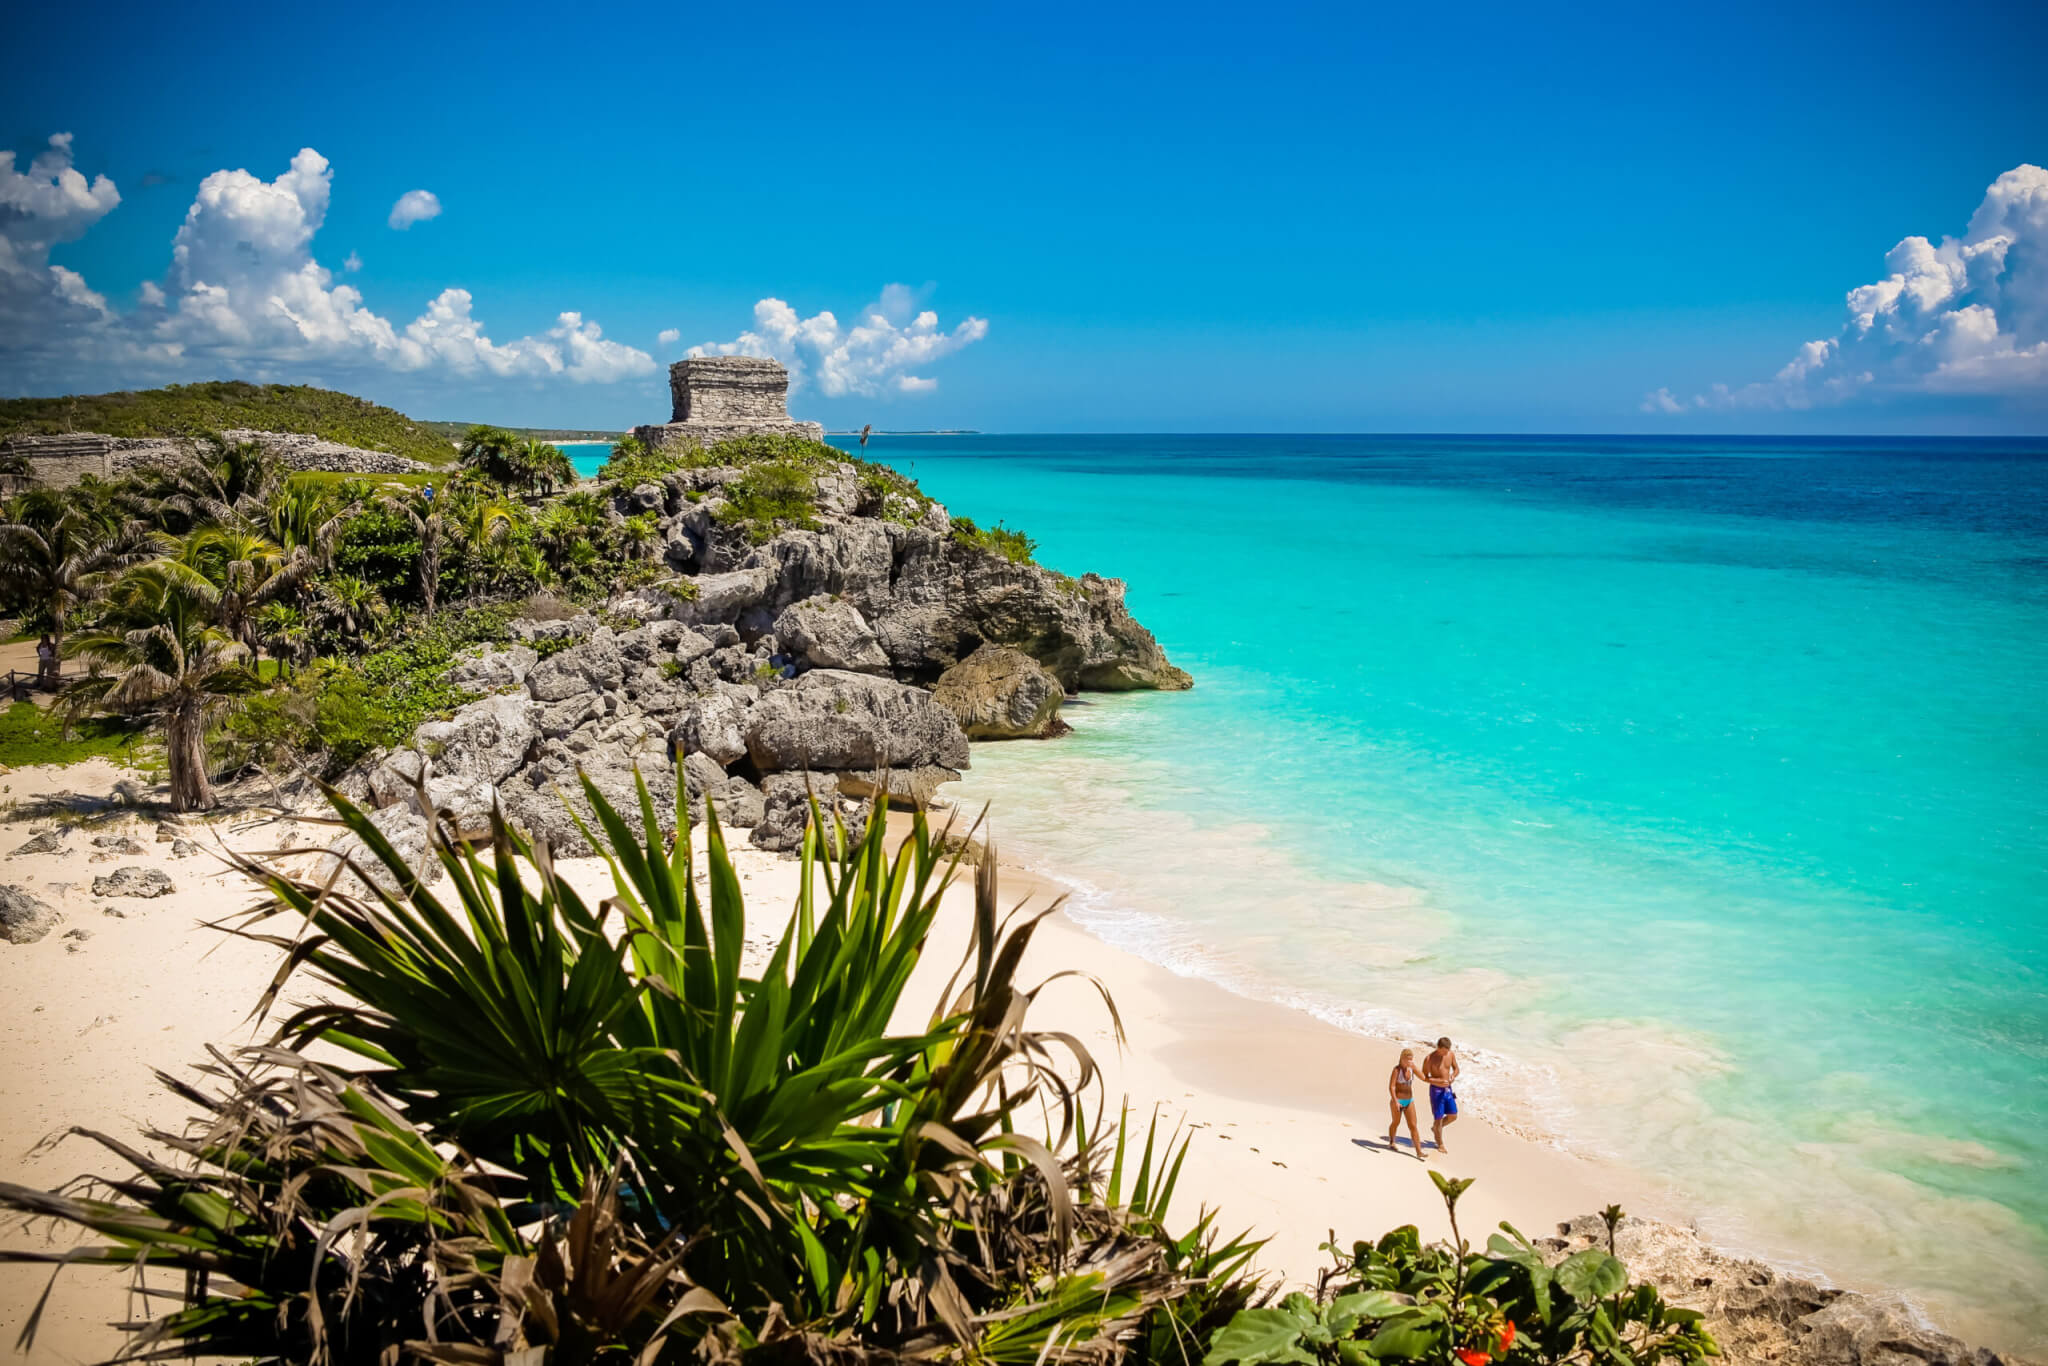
<box><xmin>0</xmin><ymin>430</ymin><xmax>428</xmax><ymax>487</ymax></box>
<box><xmin>632</xmin><ymin>356</ymin><xmax>825</xmax><ymax>452</ymax></box>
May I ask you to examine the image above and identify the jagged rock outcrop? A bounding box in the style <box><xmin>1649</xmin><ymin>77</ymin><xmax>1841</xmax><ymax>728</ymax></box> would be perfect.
<box><xmin>0</xmin><ymin>886</ymin><xmax>60</xmax><ymax>944</ymax></box>
<box><xmin>316</xmin><ymin>805</ymin><xmax>442</xmax><ymax>898</ymax></box>
<box><xmin>774</xmin><ymin>596</ymin><xmax>891</xmax><ymax>674</ymax></box>
<box><xmin>92</xmin><ymin>867</ymin><xmax>175</xmax><ymax>899</ymax></box>
<box><xmin>1548</xmin><ymin>1214</ymin><xmax>2034</xmax><ymax>1366</ymax></box>
<box><xmin>745</xmin><ymin>670</ymin><xmax>969</xmax><ymax>773</ymax></box>
<box><xmin>752</xmin><ymin>772</ymin><xmax>871</xmax><ymax>854</ymax></box>
<box><xmin>932</xmin><ymin>645</ymin><xmax>1069</xmax><ymax>739</ymax></box>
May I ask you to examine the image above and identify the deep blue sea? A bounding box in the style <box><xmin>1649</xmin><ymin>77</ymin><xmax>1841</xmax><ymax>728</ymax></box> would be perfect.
<box><xmin>571</xmin><ymin>435</ymin><xmax>2048</xmax><ymax>1344</ymax></box>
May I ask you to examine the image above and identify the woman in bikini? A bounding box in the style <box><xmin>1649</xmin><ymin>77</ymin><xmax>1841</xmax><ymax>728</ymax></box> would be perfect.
<box><xmin>1386</xmin><ymin>1048</ymin><xmax>1424</xmax><ymax>1158</ymax></box>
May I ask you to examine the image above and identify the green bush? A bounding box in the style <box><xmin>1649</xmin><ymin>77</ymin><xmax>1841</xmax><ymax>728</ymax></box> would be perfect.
<box><xmin>950</xmin><ymin>514</ymin><xmax>1038</xmax><ymax>564</ymax></box>
<box><xmin>1204</xmin><ymin>1182</ymin><xmax>1716</xmax><ymax>1366</ymax></box>
<box><xmin>713</xmin><ymin>460</ymin><xmax>819</xmax><ymax>543</ymax></box>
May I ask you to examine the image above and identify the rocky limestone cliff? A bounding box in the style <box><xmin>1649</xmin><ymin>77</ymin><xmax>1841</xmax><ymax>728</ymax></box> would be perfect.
<box><xmin>337</xmin><ymin>444</ymin><xmax>1188</xmax><ymax>861</ymax></box>
<box><xmin>0</xmin><ymin>430</ymin><xmax>429</xmax><ymax>486</ymax></box>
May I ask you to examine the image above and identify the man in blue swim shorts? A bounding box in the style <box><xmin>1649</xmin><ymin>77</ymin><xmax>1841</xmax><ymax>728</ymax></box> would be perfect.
<box><xmin>1423</xmin><ymin>1036</ymin><xmax>1460</xmax><ymax>1155</ymax></box>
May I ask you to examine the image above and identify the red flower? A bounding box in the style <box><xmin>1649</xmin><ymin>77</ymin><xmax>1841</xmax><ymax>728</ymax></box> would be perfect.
<box><xmin>1499</xmin><ymin>1321</ymin><xmax>1517</xmax><ymax>1353</ymax></box>
<box><xmin>1458</xmin><ymin>1351</ymin><xmax>1490</xmax><ymax>1366</ymax></box>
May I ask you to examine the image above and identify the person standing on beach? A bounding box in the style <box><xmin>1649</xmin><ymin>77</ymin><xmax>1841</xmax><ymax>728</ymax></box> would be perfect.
<box><xmin>1386</xmin><ymin>1048</ymin><xmax>1424</xmax><ymax>1158</ymax></box>
<box><xmin>1423</xmin><ymin>1036</ymin><xmax>1460</xmax><ymax>1154</ymax></box>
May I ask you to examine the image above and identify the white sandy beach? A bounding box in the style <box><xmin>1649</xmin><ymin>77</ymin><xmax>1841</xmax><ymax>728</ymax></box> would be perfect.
<box><xmin>0</xmin><ymin>759</ymin><xmax>1654</xmax><ymax>1364</ymax></box>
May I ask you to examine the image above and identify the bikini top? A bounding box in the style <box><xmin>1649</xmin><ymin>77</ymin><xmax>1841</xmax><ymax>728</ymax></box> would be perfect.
<box><xmin>1394</xmin><ymin>1065</ymin><xmax>1414</xmax><ymax>1093</ymax></box>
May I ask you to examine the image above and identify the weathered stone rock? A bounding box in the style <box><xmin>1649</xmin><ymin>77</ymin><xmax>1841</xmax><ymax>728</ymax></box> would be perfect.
<box><xmin>773</xmin><ymin>596</ymin><xmax>891</xmax><ymax>674</ymax></box>
<box><xmin>367</xmin><ymin>748</ymin><xmax>429</xmax><ymax>809</ymax></box>
<box><xmin>10</xmin><ymin>827</ymin><xmax>69</xmax><ymax>857</ymax></box>
<box><xmin>90</xmin><ymin>833</ymin><xmax>149</xmax><ymax>855</ymax></box>
<box><xmin>537</xmin><ymin>693</ymin><xmax>605</xmax><ymax>740</ymax></box>
<box><xmin>447</xmin><ymin>644</ymin><xmax>539</xmax><ymax>691</ymax></box>
<box><xmin>0</xmin><ymin>886</ymin><xmax>60</xmax><ymax>944</ymax></box>
<box><xmin>745</xmin><ymin>670</ymin><xmax>969</xmax><ymax>773</ymax></box>
<box><xmin>668</xmin><ymin>568</ymin><xmax>774</xmax><ymax>628</ymax></box>
<box><xmin>682</xmin><ymin>751</ymin><xmax>728</xmax><ymax>798</ymax></box>
<box><xmin>415</xmin><ymin>692</ymin><xmax>538</xmax><ymax>786</ymax></box>
<box><xmin>672</xmin><ymin>690</ymin><xmax>753</xmax><ymax>767</ymax></box>
<box><xmin>715</xmin><ymin>777</ymin><xmax>766</xmax><ymax>828</ymax></box>
<box><xmin>510</xmin><ymin>614</ymin><xmax>597</xmax><ymax>646</ymax></box>
<box><xmin>500</xmin><ymin>753</ymin><xmax>677</xmax><ymax>859</ymax></box>
<box><xmin>92</xmin><ymin>867</ymin><xmax>174</xmax><ymax>899</ymax></box>
<box><xmin>751</xmin><ymin>772</ymin><xmax>869</xmax><ymax>855</ymax></box>
<box><xmin>154</xmin><ymin>820</ymin><xmax>190</xmax><ymax>843</ymax></box>
<box><xmin>632</xmin><ymin>357</ymin><xmax>827</xmax><ymax>453</ymax></box>
<box><xmin>834</xmin><ymin>765</ymin><xmax>961</xmax><ymax>809</ymax></box>
<box><xmin>526</xmin><ymin>628</ymin><xmax>625</xmax><ymax>701</ymax></box>
<box><xmin>169</xmin><ymin>838</ymin><xmax>199</xmax><ymax>859</ymax></box>
<box><xmin>314</xmin><ymin>805</ymin><xmax>443</xmax><ymax>899</ymax></box>
<box><xmin>931</xmin><ymin>644</ymin><xmax>1069</xmax><ymax>739</ymax></box>
<box><xmin>417</xmin><ymin>776</ymin><xmax>498</xmax><ymax>840</ymax></box>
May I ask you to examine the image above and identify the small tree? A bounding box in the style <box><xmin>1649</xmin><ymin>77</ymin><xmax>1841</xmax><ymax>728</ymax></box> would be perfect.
<box><xmin>0</xmin><ymin>488</ymin><xmax>164</xmax><ymax>664</ymax></box>
<box><xmin>457</xmin><ymin>425</ymin><xmax>519</xmax><ymax>486</ymax></box>
<box><xmin>64</xmin><ymin>561</ymin><xmax>266</xmax><ymax>811</ymax></box>
<box><xmin>377</xmin><ymin>492</ymin><xmax>446</xmax><ymax>616</ymax></box>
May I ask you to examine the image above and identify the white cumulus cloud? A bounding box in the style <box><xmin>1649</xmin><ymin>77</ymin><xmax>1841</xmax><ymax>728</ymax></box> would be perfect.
<box><xmin>657</xmin><ymin>327</ymin><xmax>680</xmax><ymax>345</ymax></box>
<box><xmin>0</xmin><ymin>133</ymin><xmax>122</xmax><ymax>337</ymax></box>
<box><xmin>0</xmin><ymin>137</ymin><xmax>654</xmax><ymax>391</ymax></box>
<box><xmin>1649</xmin><ymin>164</ymin><xmax>2048</xmax><ymax>413</ymax></box>
<box><xmin>387</xmin><ymin>188</ymin><xmax>441</xmax><ymax>230</ymax></box>
<box><xmin>343</xmin><ymin>250</ymin><xmax>362</xmax><ymax>272</ymax></box>
<box><xmin>690</xmin><ymin>282</ymin><xmax>988</xmax><ymax>396</ymax></box>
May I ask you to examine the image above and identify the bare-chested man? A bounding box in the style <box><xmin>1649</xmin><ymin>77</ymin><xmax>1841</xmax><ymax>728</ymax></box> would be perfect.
<box><xmin>1422</xmin><ymin>1036</ymin><xmax>1460</xmax><ymax>1154</ymax></box>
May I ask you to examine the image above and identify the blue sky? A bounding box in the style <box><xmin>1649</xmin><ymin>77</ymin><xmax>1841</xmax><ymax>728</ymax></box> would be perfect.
<box><xmin>2</xmin><ymin>0</ymin><xmax>2045</xmax><ymax>433</ymax></box>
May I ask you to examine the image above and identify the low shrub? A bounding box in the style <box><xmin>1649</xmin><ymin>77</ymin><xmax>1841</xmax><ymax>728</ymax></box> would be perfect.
<box><xmin>1203</xmin><ymin>1181</ymin><xmax>1716</xmax><ymax>1366</ymax></box>
<box><xmin>714</xmin><ymin>460</ymin><xmax>819</xmax><ymax>543</ymax></box>
<box><xmin>950</xmin><ymin>515</ymin><xmax>1037</xmax><ymax>565</ymax></box>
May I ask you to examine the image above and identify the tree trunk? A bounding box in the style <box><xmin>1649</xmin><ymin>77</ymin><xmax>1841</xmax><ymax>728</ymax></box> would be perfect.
<box><xmin>165</xmin><ymin>700</ymin><xmax>215</xmax><ymax>812</ymax></box>
<box><xmin>423</xmin><ymin>534</ymin><xmax>440</xmax><ymax>617</ymax></box>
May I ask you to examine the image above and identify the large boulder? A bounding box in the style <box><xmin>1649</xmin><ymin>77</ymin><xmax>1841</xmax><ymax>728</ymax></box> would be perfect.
<box><xmin>415</xmin><ymin>692</ymin><xmax>538</xmax><ymax>786</ymax></box>
<box><xmin>773</xmin><ymin>596</ymin><xmax>890</xmax><ymax>674</ymax></box>
<box><xmin>0</xmin><ymin>886</ymin><xmax>60</xmax><ymax>944</ymax></box>
<box><xmin>744</xmin><ymin>670</ymin><xmax>969</xmax><ymax>773</ymax></box>
<box><xmin>672</xmin><ymin>689</ymin><xmax>753</xmax><ymax>768</ymax></box>
<box><xmin>314</xmin><ymin>805</ymin><xmax>442</xmax><ymax>899</ymax></box>
<box><xmin>931</xmin><ymin>645</ymin><xmax>1069</xmax><ymax>739</ymax></box>
<box><xmin>447</xmin><ymin>644</ymin><xmax>539</xmax><ymax>691</ymax></box>
<box><xmin>835</xmin><ymin>765</ymin><xmax>960</xmax><ymax>809</ymax></box>
<box><xmin>668</xmin><ymin>568</ymin><xmax>774</xmax><ymax>629</ymax></box>
<box><xmin>525</xmin><ymin>629</ymin><xmax>625</xmax><ymax>702</ymax></box>
<box><xmin>751</xmin><ymin>772</ymin><xmax>870</xmax><ymax>855</ymax></box>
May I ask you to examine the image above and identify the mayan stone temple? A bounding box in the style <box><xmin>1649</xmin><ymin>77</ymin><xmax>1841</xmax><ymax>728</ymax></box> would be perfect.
<box><xmin>632</xmin><ymin>355</ymin><xmax>825</xmax><ymax>452</ymax></box>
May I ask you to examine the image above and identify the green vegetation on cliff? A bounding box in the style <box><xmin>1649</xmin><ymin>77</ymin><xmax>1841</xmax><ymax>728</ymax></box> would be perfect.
<box><xmin>0</xmin><ymin>382</ymin><xmax>454</xmax><ymax>465</ymax></box>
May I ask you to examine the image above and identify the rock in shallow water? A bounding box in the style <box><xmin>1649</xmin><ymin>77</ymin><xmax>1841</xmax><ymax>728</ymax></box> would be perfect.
<box><xmin>932</xmin><ymin>644</ymin><xmax>1069</xmax><ymax>740</ymax></box>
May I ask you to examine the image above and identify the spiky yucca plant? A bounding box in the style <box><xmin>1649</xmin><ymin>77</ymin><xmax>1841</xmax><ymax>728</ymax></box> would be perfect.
<box><xmin>0</xmin><ymin>769</ymin><xmax>1261</xmax><ymax>1365</ymax></box>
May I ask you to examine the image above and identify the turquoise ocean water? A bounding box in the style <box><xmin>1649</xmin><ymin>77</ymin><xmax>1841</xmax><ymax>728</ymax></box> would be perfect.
<box><xmin>572</xmin><ymin>435</ymin><xmax>2048</xmax><ymax>1344</ymax></box>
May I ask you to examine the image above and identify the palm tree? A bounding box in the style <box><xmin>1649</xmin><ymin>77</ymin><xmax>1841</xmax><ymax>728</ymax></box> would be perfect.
<box><xmin>0</xmin><ymin>488</ymin><xmax>164</xmax><ymax>666</ymax></box>
<box><xmin>310</xmin><ymin>574</ymin><xmax>387</xmax><ymax>653</ymax></box>
<box><xmin>457</xmin><ymin>425</ymin><xmax>519</xmax><ymax>486</ymax></box>
<box><xmin>180</xmin><ymin>526</ymin><xmax>312</xmax><ymax>650</ymax></box>
<box><xmin>136</xmin><ymin>435</ymin><xmax>286</xmax><ymax>532</ymax></box>
<box><xmin>376</xmin><ymin>491</ymin><xmax>445</xmax><ymax>616</ymax></box>
<box><xmin>265</xmin><ymin>478</ymin><xmax>355</xmax><ymax>570</ymax></box>
<box><xmin>251</xmin><ymin>601</ymin><xmax>310</xmax><ymax>675</ymax></box>
<box><xmin>512</xmin><ymin>438</ymin><xmax>574</xmax><ymax>497</ymax></box>
<box><xmin>64</xmin><ymin>561</ymin><xmax>266</xmax><ymax>811</ymax></box>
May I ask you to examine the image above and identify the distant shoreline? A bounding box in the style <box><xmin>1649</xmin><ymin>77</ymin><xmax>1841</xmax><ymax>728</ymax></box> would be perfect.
<box><xmin>825</xmin><ymin>429</ymin><xmax>981</xmax><ymax>436</ymax></box>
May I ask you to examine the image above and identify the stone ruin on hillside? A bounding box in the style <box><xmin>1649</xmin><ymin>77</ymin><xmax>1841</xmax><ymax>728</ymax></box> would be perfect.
<box><xmin>632</xmin><ymin>356</ymin><xmax>824</xmax><ymax>452</ymax></box>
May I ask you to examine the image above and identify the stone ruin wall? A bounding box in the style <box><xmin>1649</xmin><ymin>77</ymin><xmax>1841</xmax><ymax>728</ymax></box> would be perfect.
<box><xmin>0</xmin><ymin>430</ymin><xmax>429</xmax><ymax>487</ymax></box>
<box><xmin>635</xmin><ymin>356</ymin><xmax>825</xmax><ymax>453</ymax></box>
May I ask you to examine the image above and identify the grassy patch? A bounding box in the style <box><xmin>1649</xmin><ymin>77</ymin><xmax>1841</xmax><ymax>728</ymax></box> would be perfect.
<box><xmin>0</xmin><ymin>381</ymin><xmax>453</xmax><ymax>465</ymax></box>
<box><xmin>713</xmin><ymin>461</ymin><xmax>820</xmax><ymax>543</ymax></box>
<box><xmin>949</xmin><ymin>516</ymin><xmax>1037</xmax><ymax>565</ymax></box>
<box><xmin>0</xmin><ymin>701</ymin><xmax>152</xmax><ymax>768</ymax></box>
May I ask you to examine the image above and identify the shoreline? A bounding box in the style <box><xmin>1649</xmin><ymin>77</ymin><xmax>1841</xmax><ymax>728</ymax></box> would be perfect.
<box><xmin>0</xmin><ymin>760</ymin><xmax>2031</xmax><ymax>1361</ymax></box>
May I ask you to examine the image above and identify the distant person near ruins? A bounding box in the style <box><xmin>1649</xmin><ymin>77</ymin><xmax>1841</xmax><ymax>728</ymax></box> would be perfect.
<box><xmin>1423</xmin><ymin>1036</ymin><xmax>1460</xmax><ymax>1154</ymax></box>
<box><xmin>35</xmin><ymin>634</ymin><xmax>58</xmax><ymax>690</ymax></box>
